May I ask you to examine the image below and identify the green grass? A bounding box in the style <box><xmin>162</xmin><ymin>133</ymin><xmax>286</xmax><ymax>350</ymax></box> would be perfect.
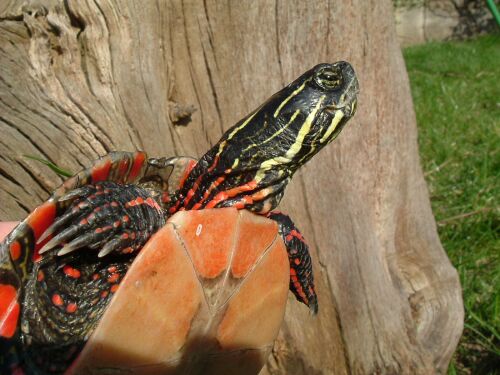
<box><xmin>404</xmin><ymin>35</ymin><xmax>500</xmax><ymax>375</ymax></box>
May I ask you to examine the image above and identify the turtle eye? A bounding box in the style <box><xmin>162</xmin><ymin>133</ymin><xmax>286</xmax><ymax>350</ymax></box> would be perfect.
<box><xmin>314</xmin><ymin>67</ymin><xmax>343</xmax><ymax>90</ymax></box>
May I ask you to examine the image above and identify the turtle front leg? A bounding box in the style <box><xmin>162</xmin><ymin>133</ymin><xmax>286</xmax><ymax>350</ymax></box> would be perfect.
<box><xmin>38</xmin><ymin>181</ymin><xmax>166</xmax><ymax>258</ymax></box>
<box><xmin>266</xmin><ymin>212</ymin><xmax>318</xmax><ymax>314</ymax></box>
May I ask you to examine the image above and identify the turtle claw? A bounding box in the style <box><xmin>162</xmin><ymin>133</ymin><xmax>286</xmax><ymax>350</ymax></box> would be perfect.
<box><xmin>37</xmin><ymin>227</ymin><xmax>54</xmax><ymax>245</ymax></box>
<box><xmin>56</xmin><ymin>232</ymin><xmax>99</xmax><ymax>256</ymax></box>
<box><xmin>57</xmin><ymin>244</ymin><xmax>80</xmax><ymax>256</ymax></box>
<box><xmin>59</xmin><ymin>187</ymin><xmax>90</xmax><ymax>202</ymax></box>
<box><xmin>39</xmin><ymin>225</ymin><xmax>81</xmax><ymax>254</ymax></box>
<box><xmin>37</xmin><ymin>201</ymin><xmax>90</xmax><ymax>244</ymax></box>
<box><xmin>98</xmin><ymin>238</ymin><xmax>122</xmax><ymax>258</ymax></box>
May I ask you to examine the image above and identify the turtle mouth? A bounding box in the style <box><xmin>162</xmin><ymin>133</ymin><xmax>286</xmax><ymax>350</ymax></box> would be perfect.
<box><xmin>324</xmin><ymin>98</ymin><xmax>357</xmax><ymax>118</ymax></box>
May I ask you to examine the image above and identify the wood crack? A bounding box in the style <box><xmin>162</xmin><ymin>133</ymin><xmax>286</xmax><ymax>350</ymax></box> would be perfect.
<box><xmin>201</xmin><ymin>42</ymin><xmax>223</xmax><ymax>134</ymax></box>
<box><xmin>17</xmin><ymin>161</ymin><xmax>51</xmax><ymax>199</ymax></box>
<box><xmin>0</xmin><ymin>113</ymin><xmax>51</xmax><ymax>162</ymax></box>
<box><xmin>274</xmin><ymin>0</ymin><xmax>284</xmax><ymax>84</ymax></box>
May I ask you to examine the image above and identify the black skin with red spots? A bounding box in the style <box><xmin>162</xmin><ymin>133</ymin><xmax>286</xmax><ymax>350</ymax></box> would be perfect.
<box><xmin>1</xmin><ymin>61</ymin><xmax>358</xmax><ymax>374</ymax></box>
<box><xmin>266</xmin><ymin>212</ymin><xmax>317</xmax><ymax>314</ymax></box>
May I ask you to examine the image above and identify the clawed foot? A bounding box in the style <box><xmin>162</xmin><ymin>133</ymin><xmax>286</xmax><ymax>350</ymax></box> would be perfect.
<box><xmin>38</xmin><ymin>182</ymin><xmax>165</xmax><ymax>258</ymax></box>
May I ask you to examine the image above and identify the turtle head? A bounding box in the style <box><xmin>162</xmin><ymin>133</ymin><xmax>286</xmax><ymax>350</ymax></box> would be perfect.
<box><xmin>176</xmin><ymin>62</ymin><xmax>359</xmax><ymax>213</ymax></box>
<box><xmin>236</xmin><ymin>61</ymin><xmax>359</xmax><ymax>180</ymax></box>
<box><xmin>268</xmin><ymin>61</ymin><xmax>359</xmax><ymax>156</ymax></box>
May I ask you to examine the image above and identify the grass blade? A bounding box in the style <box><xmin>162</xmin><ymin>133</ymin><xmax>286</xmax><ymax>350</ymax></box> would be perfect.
<box><xmin>23</xmin><ymin>155</ymin><xmax>73</xmax><ymax>177</ymax></box>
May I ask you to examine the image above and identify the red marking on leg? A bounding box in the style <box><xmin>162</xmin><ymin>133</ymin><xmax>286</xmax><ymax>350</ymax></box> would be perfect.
<box><xmin>286</xmin><ymin>229</ymin><xmax>305</xmax><ymax>242</ymax></box>
<box><xmin>9</xmin><ymin>241</ymin><xmax>21</xmax><ymax>261</ymax></box>
<box><xmin>63</xmin><ymin>265</ymin><xmax>81</xmax><ymax>279</ymax></box>
<box><xmin>126</xmin><ymin>196</ymin><xmax>160</xmax><ymax>210</ymax></box>
<box><xmin>91</xmin><ymin>158</ymin><xmax>112</xmax><ymax>183</ymax></box>
<box><xmin>101</xmin><ymin>291</ymin><xmax>109</xmax><ymax>298</ymax></box>
<box><xmin>122</xmin><ymin>215</ymin><xmax>130</xmax><ymax>223</ymax></box>
<box><xmin>113</xmin><ymin>220</ymin><xmax>121</xmax><ymax>228</ymax></box>
<box><xmin>161</xmin><ymin>192</ymin><xmax>170</xmax><ymax>204</ymax></box>
<box><xmin>290</xmin><ymin>268</ymin><xmax>308</xmax><ymax>305</ymax></box>
<box><xmin>92</xmin><ymin>274</ymin><xmax>100</xmax><ymax>281</ymax></box>
<box><xmin>122</xmin><ymin>247</ymin><xmax>133</xmax><ymax>254</ymax></box>
<box><xmin>128</xmin><ymin>152</ymin><xmax>147</xmax><ymax>181</ymax></box>
<box><xmin>66</xmin><ymin>303</ymin><xmax>78</xmax><ymax>313</ymax></box>
<box><xmin>28</xmin><ymin>201</ymin><xmax>57</xmax><ymax>261</ymax></box>
<box><xmin>110</xmin><ymin>284</ymin><xmax>119</xmax><ymax>293</ymax></box>
<box><xmin>79</xmin><ymin>218</ymin><xmax>89</xmax><ymax>225</ymax></box>
<box><xmin>52</xmin><ymin>293</ymin><xmax>64</xmax><ymax>307</ymax></box>
<box><xmin>28</xmin><ymin>201</ymin><xmax>56</xmax><ymax>240</ymax></box>
<box><xmin>37</xmin><ymin>270</ymin><xmax>44</xmax><ymax>282</ymax></box>
<box><xmin>0</xmin><ymin>284</ymin><xmax>20</xmax><ymax>338</ymax></box>
<box><xmin>294</xmin><ymin>258</ymin><xmax>301</xmax><ymax>265</ymax></box>
<box><xmin>118</xmin><ymin>158</ymin><xmax>130</xmax><ymax>178</ymax></box>
<box><xmin>145</xmin><ymin>197</ymin><xmax>161</xmax><ymax>210</ymax></box>
<box><xmin>111</xmin><ymin>201</ymin><xmax>119</xmax><ymax>207</ymax></box>
<box><xmin>107</xmin><ymin>273</ymin><xmax>119</xmax><ymax>283</ymax></box>
<box><xmin>121</xmin><ymin>233</ymin><xmax>129</xmax><ymax>240</ymax></box>
<box><xmin>94</xmin><ymin>225</ymin><xmax>112</xmax><ymax>234</ymax></box>
<box><xmin>107</xmin><ymin>266</ymin><xmax>117</xmax><ymax>273</ymax></box>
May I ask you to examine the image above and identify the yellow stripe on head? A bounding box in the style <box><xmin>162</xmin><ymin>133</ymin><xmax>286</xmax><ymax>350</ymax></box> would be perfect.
<box><xmin>243</xmin><ymin>109</ymin><xmax>301</xmax><ymax>153</ymax></box>
<box><xmin>273</xmin><ymin>81</ymin><xmax>308</xmax><ymax>118</ymax></box>
<box><xmin>255</xmin><ymin>96</ymin><xmax>325</xmax><ymax>183</ymax></box>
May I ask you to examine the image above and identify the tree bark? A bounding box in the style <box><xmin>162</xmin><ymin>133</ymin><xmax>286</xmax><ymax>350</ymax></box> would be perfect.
<box><xmin>0</xmin><ymin>1</ymin><xmax>463</xmax><ymax>374</ymax></box>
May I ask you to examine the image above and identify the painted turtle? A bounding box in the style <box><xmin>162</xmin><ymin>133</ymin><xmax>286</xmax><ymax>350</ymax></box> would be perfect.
<box><xmin>0</xmin><ymin>62</ymin><xmax>359</xmax><ymax>374</ymax></box>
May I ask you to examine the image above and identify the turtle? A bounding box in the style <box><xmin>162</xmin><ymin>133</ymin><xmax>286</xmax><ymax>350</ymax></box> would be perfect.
<box><xmin>0</xmin><ymin>61</ymin><xmax>359</xmax><ymax>374</ymax></box>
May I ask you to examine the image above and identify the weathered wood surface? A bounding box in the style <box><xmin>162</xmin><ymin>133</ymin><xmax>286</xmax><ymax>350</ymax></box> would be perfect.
<box><xmin>0</xmin><ymin>1</ymin><xmax>463</xmax><ymax>374</ymax></box>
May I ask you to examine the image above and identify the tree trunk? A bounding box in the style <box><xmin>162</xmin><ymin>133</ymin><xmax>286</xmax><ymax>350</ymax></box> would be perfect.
<box><xmin>0</xmin><ymin>1</ymin><xmax>463</xmax><ymax>374</ymax></box>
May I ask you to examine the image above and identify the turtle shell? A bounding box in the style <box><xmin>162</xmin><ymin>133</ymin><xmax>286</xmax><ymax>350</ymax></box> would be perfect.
<box><xmin>69</xmin><ymin>208</ymin><xmax>289</xmax><ymax>374</ymax></box>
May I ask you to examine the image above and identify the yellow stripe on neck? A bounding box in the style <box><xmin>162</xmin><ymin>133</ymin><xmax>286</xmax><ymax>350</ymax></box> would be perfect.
<box><xmin>320</xmin><ymin>110</ymin><xmax>344</xmax><ymax>143</ymax></box>
<box><xmin>216</xmin><ymin>111</ymin><xmax>258</xmax><ymax>156</ymax></box>
<box><xmin>273</xmin><ymin>81</ymin><xmax>308</xmax><ymax>118</ymax></box>
<box><xmin>284</xmin><ymin>96</ymin><xmax>325</xmax><ymax>159</ymax></box>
